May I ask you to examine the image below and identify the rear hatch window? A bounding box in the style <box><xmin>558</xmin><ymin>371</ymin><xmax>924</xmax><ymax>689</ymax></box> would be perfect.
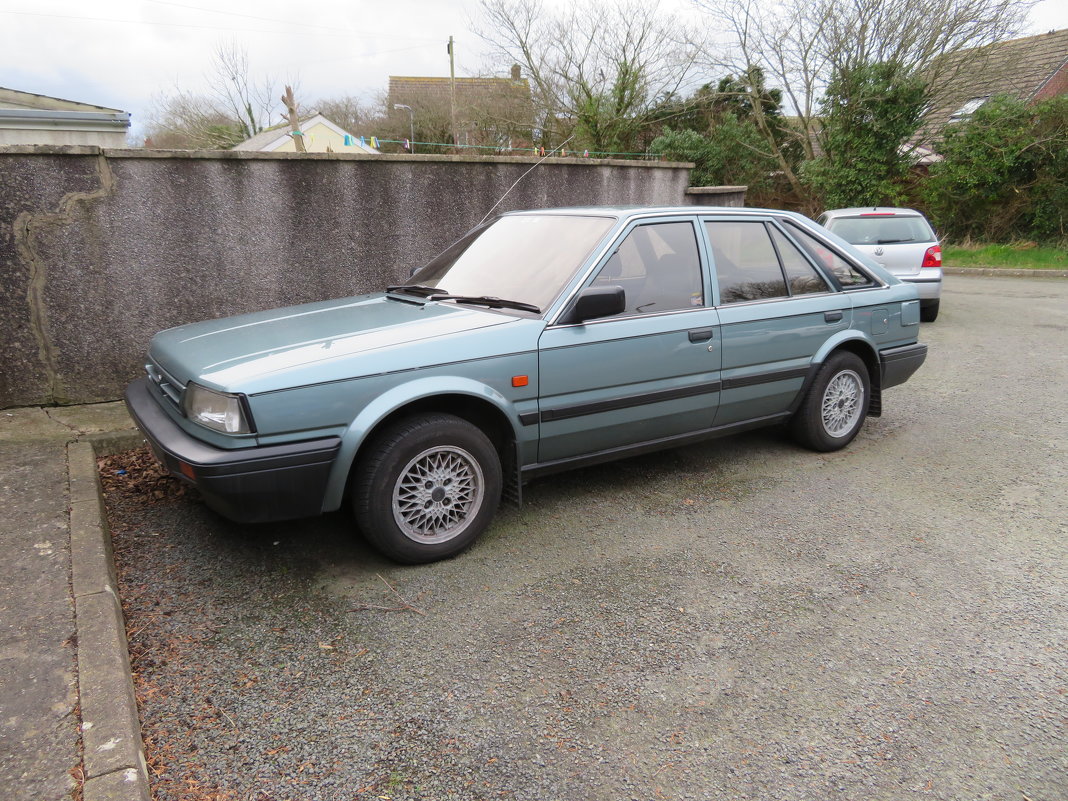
<box><xmin>828</xmin><ymin>215</ymin><xmax>935</xmax><ymax>246</ymax></box>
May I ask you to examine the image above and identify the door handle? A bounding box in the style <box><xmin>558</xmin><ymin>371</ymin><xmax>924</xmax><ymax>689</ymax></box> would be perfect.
<box><xmin>825</xmin><ymin>311</ymin><xmax>844</xmax><ymax>323</ymax></box>
<box><xmin>688</xmin><ymin>328</ymin><xmax>715</xmax><ymax>342</ymax></box>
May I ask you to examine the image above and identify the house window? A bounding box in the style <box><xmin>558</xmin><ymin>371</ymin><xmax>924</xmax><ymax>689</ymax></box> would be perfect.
<box><xmin>949</xmin><ymin>96</ymin><xmax>989</xmax><ymax>123</ymax></box>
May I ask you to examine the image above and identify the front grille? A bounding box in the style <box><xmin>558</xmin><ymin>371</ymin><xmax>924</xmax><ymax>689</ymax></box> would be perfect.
<box><xmin>145</xmin><ymin>361</ymin><xmax>184</xmax><ymax>407</ymax></box>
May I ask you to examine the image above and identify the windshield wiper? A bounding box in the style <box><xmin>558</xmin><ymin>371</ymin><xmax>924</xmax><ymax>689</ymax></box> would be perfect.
<box><xmin>386</xmin><ymin>284</ymin><xmax>441</xmax><ymax>297</ymax></box>
<box><xmin>427</xmin><ymin>294</ymin><xmax>541</xmax><ymax>314</ymax></box>
<box><xmin>875</xmin><ymin>238</ymin><xmax>913</xmax><ymax>244</ymax></box>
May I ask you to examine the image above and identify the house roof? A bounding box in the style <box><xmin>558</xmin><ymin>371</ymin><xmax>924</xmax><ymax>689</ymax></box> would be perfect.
<box><xmin>921</xmin><ymin>28</ymin><xmax>1068</xmax><ymax>139</ymax></box>
<box><xmin>390</xmin><ymin>75</ymin><xmax>529</xmax><ymax>94</ymax></box>
<box><xmin>0</xmin><ymin>86</ymin><xmax>125</xmax><ymax>114</ymax></box>
<box><xmin>231</xmin><ymin>121</ymin><xmax>292</xmax><ymax>152</ymax></box>
<box><xmin>0</xmin><ymin>86</ymin><xmax>130</xmax><ymax>132</ymax></box>
<box><xmin>388</xmin><ymin>74</ymin><xmax>532</xmax><ymax>118</ymax></box>
<box><xmin>231</xmin><ymin>113</ymin><xmax>379</xmax><ymax>153</ymax></box>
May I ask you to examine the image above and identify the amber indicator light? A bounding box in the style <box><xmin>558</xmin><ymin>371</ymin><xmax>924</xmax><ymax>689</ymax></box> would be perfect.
<box><xmin>511</xmin><ymin>375</ymin><xmax>529</xmax><ymax>387</ymax></box>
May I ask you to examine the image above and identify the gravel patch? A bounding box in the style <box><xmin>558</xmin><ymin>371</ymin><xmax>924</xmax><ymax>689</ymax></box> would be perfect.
<box><xmin>102</xmin><ymin>276</ymin><xmax>1068</xmax><ymax>801</ymax></box>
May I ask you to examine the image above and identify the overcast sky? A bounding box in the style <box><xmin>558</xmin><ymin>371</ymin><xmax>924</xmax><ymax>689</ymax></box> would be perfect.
<box><xmin>3</xmin><ymin>0</ymin><xmax>1066</xmax><ymax>140</ymax></box>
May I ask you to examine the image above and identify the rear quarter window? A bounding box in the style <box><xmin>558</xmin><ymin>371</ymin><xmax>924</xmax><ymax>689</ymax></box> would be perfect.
<box><xmin>783</xmin><ymin>221</ymin><xmax>877</xmax><ymax>289</ymax></box>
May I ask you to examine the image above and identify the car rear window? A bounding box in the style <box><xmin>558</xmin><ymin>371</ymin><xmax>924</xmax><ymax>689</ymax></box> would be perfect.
<box><xmin>826</xmin><ymin>215</ymin><xmax>935</xmax><ymax>245</ymax></box>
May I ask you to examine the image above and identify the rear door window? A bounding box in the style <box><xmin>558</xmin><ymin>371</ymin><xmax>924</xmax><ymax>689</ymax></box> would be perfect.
<box><xmin>704</xmin><ymin>221</ymin><xmax>788</xmax><ymax>303</ymax></box>
<box><xmin>704</xmin><ymin>220</ymin><xmax>833</xmax><ymax>303</ymax></box>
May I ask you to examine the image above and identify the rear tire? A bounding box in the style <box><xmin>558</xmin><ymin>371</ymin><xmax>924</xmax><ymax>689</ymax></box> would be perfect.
<box><xmin>920</xmin><ymin>300</ymin><xmax>939</xmax><ymax>322</ymax></box>
<box><xmin>353</xmin><ymin>413</ymin><xmax>502</xmax><ymax>564</ymax></box>
<box><xmin>791</xmin><ymin>351</ymin><xmax>870</xmax><ymax>452</ymax></box>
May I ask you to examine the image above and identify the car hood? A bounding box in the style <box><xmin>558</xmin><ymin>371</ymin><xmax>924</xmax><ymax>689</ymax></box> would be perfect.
<box><xmin>150</xmin><ymin>294</ymin><xmax>517</xmax><ymax>391</ymax></box>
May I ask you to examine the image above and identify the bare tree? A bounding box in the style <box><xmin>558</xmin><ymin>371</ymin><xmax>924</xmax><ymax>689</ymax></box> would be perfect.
<box><xmin>476</xmin><ymin>0</ymin><xmax>698</xmax><ymax>153</ymax></box>
<box><xmin>144</xmin><ymin>41</ymin><xmax>285</xmax><ymax>149</ymax></box>
<box><xmin>691</xmin><ymin>0</ymin><xmax>1034</xmax><ymax>199</ymax></box>
<box><xmin>207</xmin><ymin>40</ymin><xmax>279</xmax><ymax>141</ymax></box>
<box><xmin>314</xmin><ymin>96</ymin><xmax>380</xmax><ymax>136</ymax></box>
<box><xmin>144</xmin><ymin>91</ymin><xmax>247</xmax><ymax>149</ymax></box>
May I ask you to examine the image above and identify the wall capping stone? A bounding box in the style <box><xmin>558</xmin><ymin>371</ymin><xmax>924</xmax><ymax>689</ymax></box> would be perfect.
<box><xmin>0</xmin><ymin>143</ymin><xmax>694</xmax><ymax>170</ymax></box>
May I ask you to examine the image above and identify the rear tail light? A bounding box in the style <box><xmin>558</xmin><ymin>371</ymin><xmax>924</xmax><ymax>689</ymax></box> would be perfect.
<box><xmin>922</xmin><ymin>245</ymin><xmax>942</xmax><ymax>268</ymax></box>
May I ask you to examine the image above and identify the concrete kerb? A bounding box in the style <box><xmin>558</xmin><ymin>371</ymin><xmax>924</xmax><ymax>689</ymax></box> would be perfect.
<box><xmin>68</xmin><ymin>430</ymin><xmax>150</xmax><ymax>801</ymax></box>
<box><xmin>943</xmin><ymin>266</ymin><xmax>1068</xmax><ymax>278</ymax></box>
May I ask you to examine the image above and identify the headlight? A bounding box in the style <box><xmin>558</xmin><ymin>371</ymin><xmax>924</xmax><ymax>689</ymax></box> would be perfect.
<box><xmin>181</xmin><ymin>383</ymin><xmax>252</xmax><ymax>434</ymax></box>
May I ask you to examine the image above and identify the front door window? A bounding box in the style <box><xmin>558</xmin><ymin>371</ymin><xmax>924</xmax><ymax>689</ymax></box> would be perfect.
<box><xmin>591</xmin><ymin>222</ymin><xmax>704</xmax><ymax>315</ymax></box>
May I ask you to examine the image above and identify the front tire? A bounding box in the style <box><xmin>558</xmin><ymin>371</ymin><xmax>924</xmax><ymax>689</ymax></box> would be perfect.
<box><xmin>791</xmin><ymin>351</ymin><xmax>870</xmax><ymax>452</ymax></box>
<box><xmin>353</xmin><ymin>413</ymin><xmax>502</xmax><ymax>564</ymax></box>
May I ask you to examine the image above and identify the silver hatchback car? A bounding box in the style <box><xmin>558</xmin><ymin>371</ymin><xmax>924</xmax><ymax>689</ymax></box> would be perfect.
<box><xmin>817</xmin><ymin>208</ymin><xmax>943</xmax><ymax>322</ymax></box>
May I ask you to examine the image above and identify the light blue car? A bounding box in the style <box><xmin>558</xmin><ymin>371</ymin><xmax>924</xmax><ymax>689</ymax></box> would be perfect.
<box><xmin>126</xmin><ymin>207</ymin><xmax>927</xmax><ymax>563</ymax></box>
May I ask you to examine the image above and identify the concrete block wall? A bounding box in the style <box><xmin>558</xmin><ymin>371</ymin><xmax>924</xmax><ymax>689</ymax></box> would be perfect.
<box><xmin>0</xmin><ymin>146</ymin><xmax>702</xmax><ymax>407</ymax></box>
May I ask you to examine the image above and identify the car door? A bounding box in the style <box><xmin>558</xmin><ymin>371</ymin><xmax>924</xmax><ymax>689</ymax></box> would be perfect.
<box><xmin>536</xmin><ymin>217</ymin><xmax>722</xmax><ymax>465</ymax></box>
<box><xmin>703</xmin><ymin>217</ymin><xmax>849</xmax><ymax>426</ymax></box>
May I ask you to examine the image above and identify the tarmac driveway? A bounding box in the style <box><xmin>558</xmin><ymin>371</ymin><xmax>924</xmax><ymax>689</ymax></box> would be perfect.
<box><xmin>103</xmin><ymin>275</ymin><xmax>1068</xmax><ymax>801</ymax></box>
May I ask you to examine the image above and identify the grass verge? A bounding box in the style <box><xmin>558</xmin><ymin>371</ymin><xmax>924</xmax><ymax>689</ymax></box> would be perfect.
<box><xmin>944</xmin><ymin>243</ymin><xmax>1068</xmax><ymax>270</ymax></box>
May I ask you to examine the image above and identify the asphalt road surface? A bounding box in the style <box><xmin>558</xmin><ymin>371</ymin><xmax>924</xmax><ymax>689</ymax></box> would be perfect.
<box><xmin>105</xmin><ymin>274</ymin><xmax>1068</xmax><ymax>801</ymax></box>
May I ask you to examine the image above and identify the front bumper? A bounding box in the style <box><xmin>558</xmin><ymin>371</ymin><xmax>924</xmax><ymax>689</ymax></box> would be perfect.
<box><xmin>879</xmin><ymin>343</ymin><xmax>928</xmax><ymax>390</ymax></box>
<box><xmin>125</xmin><ymin>377</ymin><xmax>341</xmax><ymax>523</ymax></box>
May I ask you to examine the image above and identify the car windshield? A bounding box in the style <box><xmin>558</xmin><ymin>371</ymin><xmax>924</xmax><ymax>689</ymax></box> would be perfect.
<box><xmin>406</xmin><ymin>214</ymin><xmax>616</xmax><ymax>312</ymax></box>
<box><xmin>827</xmin><ymin>215</ymin><xmax>935</xmax><ymax>246</ymax></box>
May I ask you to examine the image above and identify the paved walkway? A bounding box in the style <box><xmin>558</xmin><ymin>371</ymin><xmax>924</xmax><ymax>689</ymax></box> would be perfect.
<box><xmin>0</xmin><ymin>403</ymin><xmax>140</xmax><ymax>801</ymax></box>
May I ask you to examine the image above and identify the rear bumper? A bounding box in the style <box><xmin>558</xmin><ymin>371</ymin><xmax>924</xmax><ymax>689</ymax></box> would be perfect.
<box><xmin>124</xmin><ymin>377</ymin><xmax>341</xmax><ymax>523</ymax></box>
<box><xmin>899</xmin><ymin>267</ymin><xmax>942</xmax><ymax>300</ymax></box>
<box><xmin>880</xmin><ymin>343</ymin><xmax>928</xmax><ymax>390</ymax></box>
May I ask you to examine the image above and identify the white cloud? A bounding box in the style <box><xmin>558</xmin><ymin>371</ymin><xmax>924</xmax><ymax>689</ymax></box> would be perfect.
<box><xmin>2</xmin><ymin>0</ymin><xmax>487</xmax><ymax>135</ymax></box>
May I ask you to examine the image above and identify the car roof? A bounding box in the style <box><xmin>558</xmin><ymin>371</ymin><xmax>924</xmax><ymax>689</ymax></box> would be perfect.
<box><xmin>504</xmin><ymin>206</ymin><xmax>816</xmax><ymax>221</ymax></box>
<box><xmin>821</xmin><ymin>207</ymin><xmax>926</xmax><ymax>219</ymax></box>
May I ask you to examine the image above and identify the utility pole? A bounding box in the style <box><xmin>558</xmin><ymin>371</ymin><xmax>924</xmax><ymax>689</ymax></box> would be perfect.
<box><xmin>447</xmin><ymin>35</ymin><xmax>457</xmax><ymax>148</ymax></box>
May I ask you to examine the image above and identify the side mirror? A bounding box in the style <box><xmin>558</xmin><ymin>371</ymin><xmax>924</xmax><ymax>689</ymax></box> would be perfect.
<box><xmin>559</xmin><ymin>285</ymin><xmax>625</xmax><ymax>324</ymax></box>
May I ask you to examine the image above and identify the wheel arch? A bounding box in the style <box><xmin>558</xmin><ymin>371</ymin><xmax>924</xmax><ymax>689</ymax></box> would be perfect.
<box><xmin>799</xmin><ymin>334</ymin><xmax>882</xmax><ymax>417</ymax></box>
<box><xmin>321</xmin><ymin>377</ymin><xmax>521</xmax><ymax>513</ymax></box>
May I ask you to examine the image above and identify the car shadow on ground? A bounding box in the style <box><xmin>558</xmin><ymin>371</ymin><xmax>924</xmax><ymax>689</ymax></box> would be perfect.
<box><xmin>117</xmin><ymin>425</ymin><xmax>792</xmax><ymax>567</ymax></box>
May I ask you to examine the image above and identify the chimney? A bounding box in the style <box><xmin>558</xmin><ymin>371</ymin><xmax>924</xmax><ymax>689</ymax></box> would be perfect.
<box><xmin>511</xmin><ymin>64</ymin><xmax>521</xmax><ymax>81</ymax></box>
